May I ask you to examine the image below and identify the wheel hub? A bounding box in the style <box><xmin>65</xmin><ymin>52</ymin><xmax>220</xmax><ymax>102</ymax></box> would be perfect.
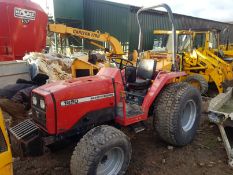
<box><xmin>181</xmin><ymin>99</ymin><xmax>197</xmax><ymax>132</ymax></box>
<box><xmin>97</xmin><ymin>147</ymin><xmax>124</xmax><ymax>175</ymax></box>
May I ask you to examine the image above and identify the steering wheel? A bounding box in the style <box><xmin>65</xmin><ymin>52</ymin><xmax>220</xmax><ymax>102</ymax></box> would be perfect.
<box><xmin>111</xmin><ymin>57</ymin><xmax>133</xmax><ymax>70</ymax></box>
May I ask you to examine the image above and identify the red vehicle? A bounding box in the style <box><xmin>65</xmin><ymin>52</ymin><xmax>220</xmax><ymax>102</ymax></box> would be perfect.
<box><xmin>9</xmin><ymin>4</ymin><xmax>202</xmax><ymax>175</ymax></box>
<box><xmin>0</xmin><ymin>0</ymin><xmax>47</xmax><ymax>61</ymax></box>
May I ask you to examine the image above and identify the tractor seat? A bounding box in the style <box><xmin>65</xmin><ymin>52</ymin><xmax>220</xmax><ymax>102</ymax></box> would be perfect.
<box><xmin>125</xmin><ymin>59</ymin><xmax>157</xmax><ymax>90</ymax></box>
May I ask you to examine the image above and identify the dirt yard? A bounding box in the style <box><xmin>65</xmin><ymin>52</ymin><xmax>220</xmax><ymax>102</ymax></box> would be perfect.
<box><xmin>13</xmin><ymin>115</ymin><xmax>233</xmax><ymax>175</ymax></box>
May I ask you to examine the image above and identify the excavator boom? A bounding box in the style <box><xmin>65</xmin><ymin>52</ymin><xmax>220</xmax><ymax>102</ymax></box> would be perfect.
<box><xmin>49</xmin><ymin>24</ymin><xmax>124</xmax><ymax>55</ymax></box>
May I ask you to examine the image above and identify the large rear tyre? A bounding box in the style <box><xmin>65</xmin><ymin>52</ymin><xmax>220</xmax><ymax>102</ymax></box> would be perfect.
<box><xmin>153</xmin><ymin>82</ymin><xmax>201</xmax><ymax>146</ymax></box>
<box><xmin>184</xmin><ymin>74</ymin><xmax>208</xmax><ymax>95</ymax></box>
<box><xmin>70</xmin><ymin>125</ymin><xmax>132</xmax><ymax>175</ymax></box>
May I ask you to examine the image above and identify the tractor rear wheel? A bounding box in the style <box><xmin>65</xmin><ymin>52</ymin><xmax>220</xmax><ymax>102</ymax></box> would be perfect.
<box><xmin>153</xmin><ymin>82</ymin><xmax>201</xmax><ymax>146</ymax></box>
<box><xmin>184</xmin><ymin>74</ymin><xmax>208</xmax><ymax>95</ymax></box>
<box><xmin>70</xmin><ymin>125</ymin><xmax>132</xmax><ymax>175</ymax></box>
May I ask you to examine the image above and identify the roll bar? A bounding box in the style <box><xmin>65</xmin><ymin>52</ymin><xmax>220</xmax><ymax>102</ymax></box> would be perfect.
<box><xmin>136</xmin><ymin>4</ymin><xmax>177</xmax><ymax>70</ymax></box>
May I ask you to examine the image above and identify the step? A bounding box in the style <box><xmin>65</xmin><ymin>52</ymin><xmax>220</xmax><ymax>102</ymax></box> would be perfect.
<box><xmin>117</xmin><ymin>103</ymin><xmax>143</xmax><ymax>118</ymax></box>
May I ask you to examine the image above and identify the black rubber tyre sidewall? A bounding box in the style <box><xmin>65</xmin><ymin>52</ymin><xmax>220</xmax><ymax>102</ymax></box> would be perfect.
<box><xmin>154</xmin><ymin>83</ymin><xmax>202</xmax><ymax>146</ymax></box>
<box><xmin>174</xmin><ymin>86</ymin><xmax>201</xmax><ymax>145</ymax></box>
<box><xmin>70</xmin><ymin>125</ymin><xmax>132</xmax><ymax>175</ymax></box>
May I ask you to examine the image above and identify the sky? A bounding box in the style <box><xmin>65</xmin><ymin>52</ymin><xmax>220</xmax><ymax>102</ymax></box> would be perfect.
<box><xmin>32</xmin><ymin>0</ymin><xmax>233</xmax><ymax>22</ymax></box>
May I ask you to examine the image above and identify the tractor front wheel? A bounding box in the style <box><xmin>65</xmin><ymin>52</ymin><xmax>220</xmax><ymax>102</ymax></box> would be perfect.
<box><xmin>153</xmin><ymin>82</ymin><xmax>201</xmax><ymax>146</ymax></box>
<box><xmin>70</xmin><ymin>125</ymin><xmax>132</xmax><ymax>175</ymax></box>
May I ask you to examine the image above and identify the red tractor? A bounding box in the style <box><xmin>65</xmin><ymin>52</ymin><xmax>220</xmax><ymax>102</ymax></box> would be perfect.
<box><xmin>9</xmin><ymin>4</ymin><xmax>201</xmax><ymax>175</ymax></box>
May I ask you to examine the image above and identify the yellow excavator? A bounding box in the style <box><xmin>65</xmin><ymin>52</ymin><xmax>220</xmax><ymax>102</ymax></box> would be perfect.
<box><xmin>0</xmin><ymin>108</ymin><xmax>13</xmax><ymax>175</ymax></box>
<box><xmin>142</xmin><ymin>29</ymin><xmax>233</xmax><ymax>94</ymax></box>
<box><xmin>49</xmin><ymin>24</ymin><xmax>134</xmax><ymax>77</ymax></box>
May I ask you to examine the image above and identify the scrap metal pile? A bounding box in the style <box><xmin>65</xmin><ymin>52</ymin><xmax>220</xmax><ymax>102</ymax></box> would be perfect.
<box><xmin>23</xmin><ymin>52</ymin><xmax>72</xmax><ymax>82</ymax></box>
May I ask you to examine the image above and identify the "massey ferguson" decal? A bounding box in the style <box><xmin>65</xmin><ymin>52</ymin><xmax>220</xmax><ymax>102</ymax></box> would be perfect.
<box><xmin>14</xmin><ymin>7</ymin><xmax>36</xmax><ymax>20</ymax></box>
<box><xmin>60</xmin><ymin>93</ymin><xmax>114</xmax><ymax>107</ymax></box>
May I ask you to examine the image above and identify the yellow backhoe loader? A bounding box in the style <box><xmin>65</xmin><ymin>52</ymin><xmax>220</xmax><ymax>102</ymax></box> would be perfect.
<box><xmin>0</xmin><ymin>109</ymin><xmax>13</xmax><ymax>175</ymax></box>
<box><xmin>49</xmin><ymin>24</ymin><xmax>135</xmax><ymax>77</ymax></box>
<box><xmin>142</xmin><ymin>29</ymin><xmax>233</xmax><ymax>94</ymax></box>
<box><xmin>193</xmin><ymin>28</ymin><xmax>233</xmax><ymax>62</ymax></box>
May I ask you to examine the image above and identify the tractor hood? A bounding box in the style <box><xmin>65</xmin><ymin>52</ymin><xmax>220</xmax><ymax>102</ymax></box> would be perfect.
<box><xmin>33</xmin><ymin>75</ymin><xmax>114</xmax><ymax>99</ymax></box>
<box><xmin>33</xmin><ymin>67</ymin><xmax>123</xmax><ymax>100</ymax></box>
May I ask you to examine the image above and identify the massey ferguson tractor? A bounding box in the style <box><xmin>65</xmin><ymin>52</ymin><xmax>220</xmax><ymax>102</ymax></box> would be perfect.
<box><xmin>9</xmin><ymin>4</ymin><xmax>202</xmax><ymax>175</ymax></box>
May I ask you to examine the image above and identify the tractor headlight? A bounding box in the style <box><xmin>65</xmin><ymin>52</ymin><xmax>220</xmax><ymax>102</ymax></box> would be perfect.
<box><xmin>40</xmin><ymin>99</ymin><xmax>46</xmax><ymax>110</ymax></box>
<box><xmin>32</xmin><ymin>96</ymin><xmax>37</xmax><ymax>105</ymax></box>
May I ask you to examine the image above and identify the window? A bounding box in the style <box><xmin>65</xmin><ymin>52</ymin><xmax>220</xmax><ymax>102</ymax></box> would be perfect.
<box><xmin>209</xmin><ymin>32</ymin><xmax>218</xmax><ymax>49</ymax></box>
<box><xmin>153</xmin><ymin>34</ymin><xmax>169</xmax><ymax>52</ymax></box>
<box><xmin>177</xmin><ymin>34</ymin><xmax>192</xmax><ymax>52</ymax></box>
<box><xmin>194</xmin><ymin>33</ymin><xmax>205</xmax><ymax>49</ymax></box>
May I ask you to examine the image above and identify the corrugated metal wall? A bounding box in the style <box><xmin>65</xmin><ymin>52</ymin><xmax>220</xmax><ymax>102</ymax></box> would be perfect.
<box><xmin>53</xmin><ymin>0</ymin><xmax>83</xmax><ymax>21</ymax></box>
<box><xmin>54</xmin><ymin>0</ymin><xmax>233</xmax><ymax>52</ymax></box>
<box><xmin>83</xmin><ymin>0</ymin><xmax>131</xmax><ymax>51</ymax></box>
<box><xmin>128</xmin><ymin>7</ymin><xmax>233</xmax><ymax>51</ymax></box>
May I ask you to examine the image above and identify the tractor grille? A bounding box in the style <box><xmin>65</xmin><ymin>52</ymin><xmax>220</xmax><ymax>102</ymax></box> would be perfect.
<box><xmin>32</xmin><ymin>107</ymin><xmax>46</xmax><ymax>127</ymax></box>
<box><xmin>0</xmin><ymin>129</ymin><xmax>7</xmax><ymax>153</ymax></box>
<box><xmin>9</xmin><ymin>119</ymin><xmax>39</xmax><ymax>140</ymax></box>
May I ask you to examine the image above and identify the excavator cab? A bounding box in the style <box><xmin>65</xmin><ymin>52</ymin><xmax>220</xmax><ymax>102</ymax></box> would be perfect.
<box><xmin>0</xmin><ymin>109</ymin><xmax>13</xmax><ymax>175</ymax></box>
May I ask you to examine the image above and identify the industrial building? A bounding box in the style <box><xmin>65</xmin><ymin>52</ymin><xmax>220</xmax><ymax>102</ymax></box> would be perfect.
<box><xmin>53</xmin><ymin>0</ymin><xmax>233</xmax><ymax>52</ymax></box>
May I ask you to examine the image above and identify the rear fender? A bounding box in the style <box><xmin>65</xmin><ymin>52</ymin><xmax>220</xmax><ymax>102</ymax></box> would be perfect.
<box><xmin>142</xmin><ymin>71</ymin><xmax>186</xmax><ymax>112</ymax></box>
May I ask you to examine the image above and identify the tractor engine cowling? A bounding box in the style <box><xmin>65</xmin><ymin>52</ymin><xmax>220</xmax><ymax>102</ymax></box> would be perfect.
<box><xmin>31</xmin><ymin>67</ymin><xmax>123</xmax><ymax>135</ymax></box>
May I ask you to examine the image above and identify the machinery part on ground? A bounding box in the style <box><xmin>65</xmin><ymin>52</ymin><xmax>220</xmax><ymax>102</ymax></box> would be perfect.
<box><xmin>0</xmin><ymin>108</ymin><xmax>13</xmax><ymax>175</ymax></box>
<box><xmin>184</xmin><ymin>74</ymin><xmax>208</xmax><ymax>95</ymax></box>
<box><xmin>154</xmin><ymin>83</ymin><xmax>201</xmax><ymax>146</ymax></box>
<box><xmin>9</xmin><ymin>119</ymin><xmax>43</xmax><ymax>157</ymax></box>
<box><xmin>70</xmin><ymin>125</ymin><xmax>132</xmax><ymax>175</ymax></box>
<box><xmin>208</xmin><ymin>88</ymin><xmax>233</xmax><ymax>167</ymax></box>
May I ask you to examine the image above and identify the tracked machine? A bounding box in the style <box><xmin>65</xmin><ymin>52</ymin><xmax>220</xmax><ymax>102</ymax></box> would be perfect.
<box><xmin>9</xmin><ymin>4</ymin><xmax>202</xmax><ymax>175</ymax></box>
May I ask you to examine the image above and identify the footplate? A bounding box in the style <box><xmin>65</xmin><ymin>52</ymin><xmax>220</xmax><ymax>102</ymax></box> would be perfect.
<box><xmin>9</xmin><ymin>119</ymin><xmax>43</xmax><ymax>157</ymax></box>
